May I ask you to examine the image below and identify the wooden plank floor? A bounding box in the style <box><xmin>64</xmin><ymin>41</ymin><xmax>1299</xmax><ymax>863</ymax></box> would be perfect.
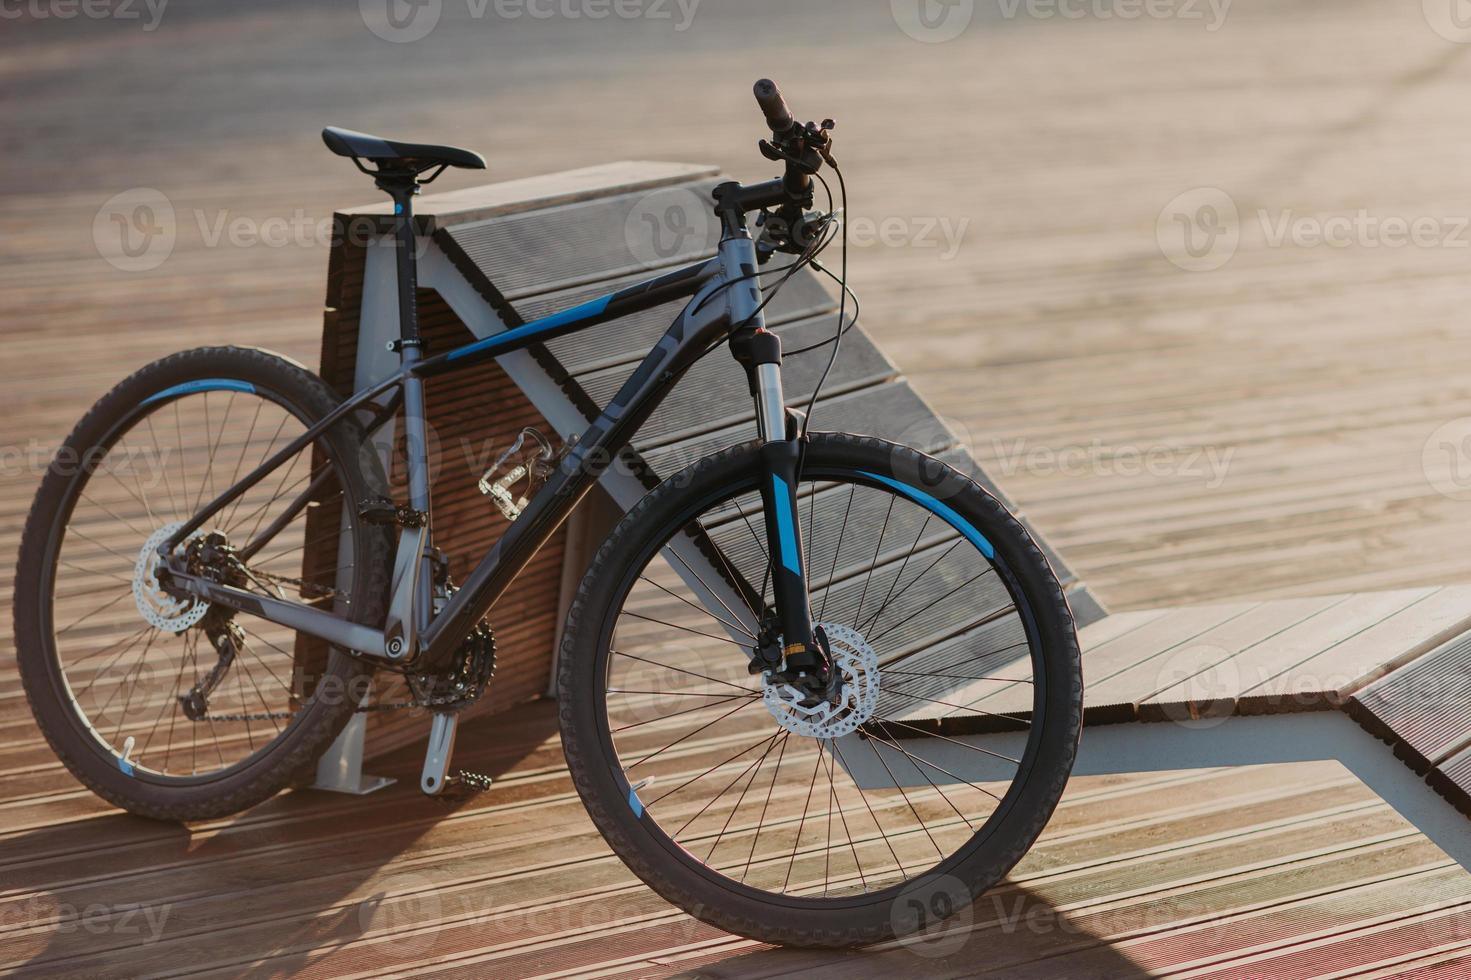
<box><xmin>6</xmin><ymin>0</ymin><xmax>1471</xmax><ymax>975</ymax></box>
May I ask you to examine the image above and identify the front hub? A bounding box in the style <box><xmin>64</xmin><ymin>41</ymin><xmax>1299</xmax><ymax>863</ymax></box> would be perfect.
<box><xmin>761</xmin><ymin>623</ymin><xmax>879</xmax><ymax>739</ymax></box>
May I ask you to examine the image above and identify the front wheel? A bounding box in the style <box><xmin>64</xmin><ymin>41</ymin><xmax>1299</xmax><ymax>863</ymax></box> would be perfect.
<box><xmin>559</xmin><ymin>433</ymin><xmax>1083</xmax><ymax>948</ymax></box>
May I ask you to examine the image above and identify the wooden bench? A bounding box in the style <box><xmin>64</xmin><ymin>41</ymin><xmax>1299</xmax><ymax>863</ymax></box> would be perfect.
<box><xmin>307</xmin><ymin>161</ymin><xmax>1103</xmax><ymax>783</ymax></box>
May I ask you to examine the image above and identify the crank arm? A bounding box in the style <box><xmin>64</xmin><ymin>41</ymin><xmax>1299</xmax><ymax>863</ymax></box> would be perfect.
<box><xmin>420</xmin><ymin>711</ymin><xmax>458</xmax><ymax>795</ymax></box>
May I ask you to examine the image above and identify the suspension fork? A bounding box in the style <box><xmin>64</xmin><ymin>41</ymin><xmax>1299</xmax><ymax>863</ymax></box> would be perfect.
<box><xmin>744</xmin><ymin>330</ymin><xmax>823</xmax><ymax>679</ymax></box>
<box><xmin>715</xmin><ymin>191</ymin><xmax>823</xmax><ymax>682</ymax></box>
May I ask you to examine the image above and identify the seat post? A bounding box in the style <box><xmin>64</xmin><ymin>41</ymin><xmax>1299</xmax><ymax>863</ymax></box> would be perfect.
<box><xmin>380</xmin><ymin>176</ymin><xmax>421</xmax><ymax>346</ymax></box>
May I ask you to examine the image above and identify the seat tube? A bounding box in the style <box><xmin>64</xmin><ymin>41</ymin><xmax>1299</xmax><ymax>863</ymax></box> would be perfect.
<box><xmin>716</xmin><ymin>205</ymin><xmax>820</xmax><ymax>674</ymax></box>
<box><xmin>383</xmin><ymin>183</ymin><xmax>435</xmax><ymax>658</ymax></box>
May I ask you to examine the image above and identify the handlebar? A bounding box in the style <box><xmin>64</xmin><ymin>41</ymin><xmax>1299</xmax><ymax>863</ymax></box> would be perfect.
<box><xmin>753</xmin><ymin>78</ymin><xmax>796</xmax><ymax>136</ymax></box>
<box><xmin>750</xmin><ymin>78</ymin><xmax>831</xmax><ymax>205</ymax></box>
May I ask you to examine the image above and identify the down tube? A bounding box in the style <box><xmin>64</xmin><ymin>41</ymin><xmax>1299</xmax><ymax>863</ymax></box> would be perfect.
<box><xmin>418</xmin><ymin>286</ymin><xmax>733</xmax><ymax>662</ymax></box>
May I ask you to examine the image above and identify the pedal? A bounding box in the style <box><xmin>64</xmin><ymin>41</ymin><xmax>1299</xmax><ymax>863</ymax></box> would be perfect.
<box><xmin>419</xmin><ymin>711</ymin><xmax>458</xmax><ymax>795</ymax></box>
<box><xmin>431</xmin><ymin>768</ymin><xmax>494</xmax><ymax>803</ymax></box>
<box><xmin>358</xmin><ymin>497</ymin><xmax>427</xmax><ymax>528</ymax></box>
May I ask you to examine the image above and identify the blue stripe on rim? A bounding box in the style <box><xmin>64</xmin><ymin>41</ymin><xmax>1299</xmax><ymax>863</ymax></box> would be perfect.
<box><xmin>857</xmin><ymin>470</ymin><xmax>995</xmax><ymax>559</ymax></box>
<box><xmin>142</xmin><ymin>379</ymin><xmax>256</xmax><ymax>405</ymax></box>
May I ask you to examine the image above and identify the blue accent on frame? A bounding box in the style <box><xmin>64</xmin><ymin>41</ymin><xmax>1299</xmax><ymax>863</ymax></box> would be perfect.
<box><xmin>445</xmin><ymin>294</ymin><xmax>614</xmax><ymax>362</ymax></box>
<box><xmin>628</xmin><ymin>787</ymin><xmax>644</xmax><ymax>817</ymax></box>
<box><xmin>858</xmin><ymin>470</ymin><xmax>995</xmax><ymax>559</ymax></box>
<box><xmin>771</xmin><ymin>473</ymin><xmax>801</xmax><ymax>574</ymax></box>
<box><xmin>142</xmin><ymin>379</ymin><xmax>256</xmax><ymax>405</ymax></box>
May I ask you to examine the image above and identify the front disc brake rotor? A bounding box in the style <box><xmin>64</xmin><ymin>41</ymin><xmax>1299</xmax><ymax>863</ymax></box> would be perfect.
<box><xmin>762</xmin><ymin>623</ymin><xmax>880</xmax><ymax>738</ymax></box>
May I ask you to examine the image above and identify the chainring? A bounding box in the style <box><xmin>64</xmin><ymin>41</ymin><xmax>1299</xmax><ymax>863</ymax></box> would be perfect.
<box><xmin>407</xmin><ymin>620</ymin><xmax>496</xmax><ymax>711</ymax></box>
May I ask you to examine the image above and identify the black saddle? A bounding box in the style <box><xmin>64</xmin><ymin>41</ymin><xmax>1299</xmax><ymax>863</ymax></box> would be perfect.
<box><xmin>321</xmin><ymin>126</ymin><xmax>485</xmax><ymax>172</ymax></box>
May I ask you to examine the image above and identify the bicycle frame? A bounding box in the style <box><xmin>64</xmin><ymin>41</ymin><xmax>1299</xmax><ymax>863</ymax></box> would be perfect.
<box><xmin>158</xmin><ymin>179</ymin><xmax>819</xmax><ymax>675</ymax></box>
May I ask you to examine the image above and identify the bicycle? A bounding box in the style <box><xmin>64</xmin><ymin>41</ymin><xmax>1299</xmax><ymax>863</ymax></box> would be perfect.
<box><xmin>13</xmin><ymin>80</ymin><xmax>1083</xmax><ymax>947</ymax></box>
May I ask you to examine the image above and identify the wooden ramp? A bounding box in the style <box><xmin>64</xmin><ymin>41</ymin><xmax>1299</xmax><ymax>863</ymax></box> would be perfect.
<box><xmin>863</xmin><ymin>589</ymin><xmax>1471</xmax><ymax>873</ymax></box>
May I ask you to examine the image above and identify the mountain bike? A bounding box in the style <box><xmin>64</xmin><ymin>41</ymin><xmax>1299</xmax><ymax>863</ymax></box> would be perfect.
<box><xmin>13</xmin><ymin>80</ymin><xmax>1083</xmax><ymax>947</ymax></box>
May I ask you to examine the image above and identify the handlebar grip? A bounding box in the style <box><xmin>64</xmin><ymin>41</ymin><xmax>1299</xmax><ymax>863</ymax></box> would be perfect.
<box><xmin>753</xmin><ymin>78</ymin><xmax>796</xmax><ymax>135</ymax></box>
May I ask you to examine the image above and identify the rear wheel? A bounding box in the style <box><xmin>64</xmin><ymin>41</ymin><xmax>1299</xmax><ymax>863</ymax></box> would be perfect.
<box><xmin>559</xmin><ymin>433</ymin><xmax>1083</xmax><ymax>947</ymax></box>
<box><xmin>13</xmin><ymin>346</ymin><xmax>393</xmax><ymax>821</ymax></box>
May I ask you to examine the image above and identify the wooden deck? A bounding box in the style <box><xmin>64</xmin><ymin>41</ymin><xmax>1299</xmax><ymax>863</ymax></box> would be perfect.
<box><xmin>6</xmin><ymin>0</ymin><xmax>1471</xmax><ymax>975</ymax></box>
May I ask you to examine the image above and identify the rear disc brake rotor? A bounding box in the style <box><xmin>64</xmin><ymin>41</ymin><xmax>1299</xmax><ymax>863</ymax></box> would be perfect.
<box><xmin>131</xmin><ymin>521</ymin><xmax>210</xmax><ymax>633</ymax></box>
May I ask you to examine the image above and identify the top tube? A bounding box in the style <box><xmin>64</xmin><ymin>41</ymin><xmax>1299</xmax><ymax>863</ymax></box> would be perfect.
<box><xmin>414</xmin><ymin>256</ymin><xmax>720</xmax><ymax>377</ymax></box>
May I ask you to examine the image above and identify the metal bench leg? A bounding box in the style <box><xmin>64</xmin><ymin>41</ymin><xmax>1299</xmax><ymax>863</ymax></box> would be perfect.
<box><xmin>311</xmin><ymin>692</ymin><xmax>396</xmax><ymax>795</ymax></box>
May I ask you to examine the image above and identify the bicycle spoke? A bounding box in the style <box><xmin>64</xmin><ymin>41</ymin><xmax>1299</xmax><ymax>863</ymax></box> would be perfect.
<box><xmin>612</xmin><ymin>650</ymin><xmax>754</xmax><ymax>694</ymax></box>
<box><xmin>851</xmin><ymin>494</ymin><xmax>894</xmax><ymax>628</ymax></box>
<box><xmin>861</xmin><ymin>535</ymin><xmax>961</xmax><ymax>636</ymax></box>
<box><xmin>611</xmin><ymin>692</ymin><xmax>755</xmax><ymax>733</ymax></box>
<box><xmin>626</xmin><ymin>697</ymin><xmax>763</xmax><ymax>772</ymax></box>
<box><xmin>818</xmin><ymin>483</ymin><xmax>855</xmax><ymax>622</ymax></box>
<box><xmin>638</xmin><ymin>573</ymin><xmax>756</xmax><ymax>641</ymax></box>
<box><xmin>880</xmin><ymin>686</ymin><xmax>1031</xmax><ymax>728</ymax></box>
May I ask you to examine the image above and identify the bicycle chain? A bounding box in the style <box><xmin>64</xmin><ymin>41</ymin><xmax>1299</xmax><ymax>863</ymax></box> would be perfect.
<box><xmin>197</xmin><ymin>622</ymin><xmax>494</xmax><ymax>721</ymax></box>
<box><xmin>194</xmin><ymin>557</ymin><xmax>498</xmax><ymax>798</ymax></box>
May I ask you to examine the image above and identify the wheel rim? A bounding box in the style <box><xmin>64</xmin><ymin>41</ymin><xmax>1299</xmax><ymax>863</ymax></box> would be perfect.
<box><xmin>41</xmin><ymin>383</ymin><xmax>361</xmax><ymax>782</ymax></box>
<box><xmin>593</xmin><ymin>462</ymin><xmax>1050</xmax><ymax>906</ymax></box>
